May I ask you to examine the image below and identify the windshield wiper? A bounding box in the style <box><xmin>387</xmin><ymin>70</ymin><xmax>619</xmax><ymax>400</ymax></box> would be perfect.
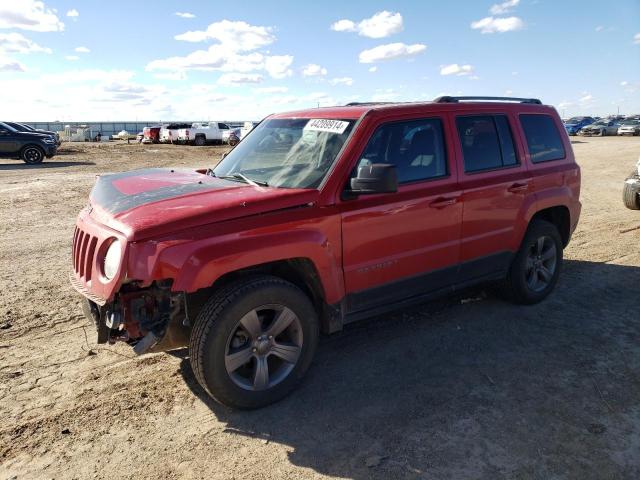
<box><xmin>218</xmin><ymin>172</ymin><xmax>268</xmax><ymax>187</ymax></box>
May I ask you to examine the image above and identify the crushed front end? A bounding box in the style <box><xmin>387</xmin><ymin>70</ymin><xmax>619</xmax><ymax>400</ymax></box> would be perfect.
<box><xmin>70</xmin><ymin>207</ymin><xmax>190</xmax><ymax>354</ymax></box>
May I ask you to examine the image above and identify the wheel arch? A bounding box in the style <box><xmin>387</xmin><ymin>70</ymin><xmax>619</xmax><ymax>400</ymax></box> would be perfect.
<box><xmin>185</xmin><ymin>258</ymin><xmax>336</xmax><ymax>334</ymax></box>
<box><xmin>530</xmin><ymin>205</ymin><xmax>571</xmax><ymax>247</ymax></box>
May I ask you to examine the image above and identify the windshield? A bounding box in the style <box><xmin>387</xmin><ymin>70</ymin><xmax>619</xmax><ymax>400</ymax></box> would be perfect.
<box><xmin>213</xmin><ymin>118</ymin><xmax>354</xmax><ymax>189</ymax></box>
<box><xmin>622</xmin><ymin>120</ymin><xmax>640</xmax><ymax>125</ymax></box>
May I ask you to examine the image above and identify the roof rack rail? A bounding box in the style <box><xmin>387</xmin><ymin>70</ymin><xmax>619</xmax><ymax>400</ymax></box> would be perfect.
<box><xmin>344</xmin><ymin>102</ymin><xmax>397</xmax><ymax>106</ymax></box>
<box><xmin>434</xmin><ymin>96</ymin><xmax>542</xmax><ymax>105</ymax></box>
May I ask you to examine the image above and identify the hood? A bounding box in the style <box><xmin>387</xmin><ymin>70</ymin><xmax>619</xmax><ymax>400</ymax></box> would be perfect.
<box><xmin>89</xmin><ymin>168</ymin><xmax>319</xmax><ymax>241</ymax></box>
<box><xmin>19</xmin><ymin>131</ymin><xmax>55</xmax><ymax>139</ymax></box>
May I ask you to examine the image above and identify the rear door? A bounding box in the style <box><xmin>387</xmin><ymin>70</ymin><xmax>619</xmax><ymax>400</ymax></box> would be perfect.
<box><xmin>0</xmin><ymin>124</ymin><xmax>18</xmax><ymax>154</ymax></box>
<box><xmin>454</xmin><ymin>112</ymin><xmax>532</xmax><ymax>282</ymax></box>
<box><xmin>340</xmin><ymin>114</ymin><xmax>462</xmax><ymax>314</ymax></box>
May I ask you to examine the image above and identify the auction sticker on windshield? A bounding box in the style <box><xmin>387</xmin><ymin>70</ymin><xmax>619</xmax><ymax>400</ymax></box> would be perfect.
<box><xmin>304</xmin><ymin>119</ymin><xmax>350</xmax><ymax>134</ymax></box>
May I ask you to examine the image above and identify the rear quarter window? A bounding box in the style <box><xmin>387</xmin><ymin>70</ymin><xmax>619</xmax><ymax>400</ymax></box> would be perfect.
<box><xmin>520</xmin><ymin>114</ymin><xmax>566</xmax><ymax>163</ymax></box>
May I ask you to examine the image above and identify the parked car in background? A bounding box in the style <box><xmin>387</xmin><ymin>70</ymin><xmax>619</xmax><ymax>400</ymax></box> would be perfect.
<box><xmin>142</xmin><ymin>126</ymin><xmax>162</xmax><ymax>144</ymax></box>
<box><xmin>579</xmin><ymin>120</ymin><xmax>620</xmax><ymax>136</ymax></box>
<box><xmin>563</xmin><ymin>116</ymin><xmax>594</xmax><ymax>136</ymax></box>
<box><xmin>0</xmin><ymin>121</ymin><xmax>57</xmax><ymax>164</ymax></box>
<box><xmin>176</xmin><ymin>122</ymin><xmax>232</xmax><ymax>146</ymax></box>
<box><xmin>228</xmin><ymin>129</ymin><xmax>240</xmax><ymax>146</ymax></box>
<box><xmin>159</xmin><ymin>123</ymin><xmax>192</xmax><ymax>143</ymax></box>
<box><xmin>3</xmin><ymin>121</ymin><xmax>61</xmax><ymax>145</ymax></box>
<box><xmin>618</xmin><ymin>119</ymin><xmax>640</xmax><ymax>136</ymax></box>
<box><xmin>623</xmin><ymin>159</ymin><xmax>640</xmax><ymax>209</ymax></box>
<box><xmin>70</xmin><ymin>95</ymin><xmax>581</xmax><ymax>408</ymax></box>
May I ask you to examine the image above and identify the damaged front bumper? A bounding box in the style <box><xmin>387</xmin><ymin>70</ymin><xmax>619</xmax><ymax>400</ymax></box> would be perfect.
<box><xmin>79</xmin><ymin>280</ymin><xmax>191</xmax><ymax>355</ymax></box>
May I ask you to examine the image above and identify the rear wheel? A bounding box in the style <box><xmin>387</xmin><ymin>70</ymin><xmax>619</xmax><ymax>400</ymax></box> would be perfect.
<box><xmin>189</xmin><ymin>275</ymin><xmax>319</xmax><ymax>409</ymax></box>
<box><xmin>623</xmin><ymin>175</ymin><xmax>640</xmax><ymax>210</ymax></box>
<box><xmin>194</xmin><ymin>135</ymin><xmax>206</xmax><ymax>146</ymax></box>
<box><xmin>502</xmin><ymin>219</ymin><xmax>563</xmax><ymax>304</ymax></box>
<box><xmin>21</xmin><ymin>145</ymin><xmax>45</xmax><ymax>164</ymax></box>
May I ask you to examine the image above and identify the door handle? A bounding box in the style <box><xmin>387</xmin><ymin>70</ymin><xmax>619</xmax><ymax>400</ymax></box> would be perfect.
<box><xmin>429</xmin><ymin>196</ymin><xmax>459</xmax><ymax>209</ymax></box>
<box><xmin>507</xmin><ymin>182</ymin><xmax>529</xmax><ymax>193</ymax></box>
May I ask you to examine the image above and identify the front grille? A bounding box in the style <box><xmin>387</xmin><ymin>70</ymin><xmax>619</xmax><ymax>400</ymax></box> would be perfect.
<box><xmin>72</xmin><ymin>226</ymin><xmax>98</xmax><ymax>282</ymax></box>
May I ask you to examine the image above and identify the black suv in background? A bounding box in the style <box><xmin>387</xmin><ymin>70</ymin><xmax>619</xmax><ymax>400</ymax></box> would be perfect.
<box><xmin>0</xmin><ymin>122</ymin><xmax>58</xmax><ymax>164</ymax></box>
<box><xmin>3</xmin><ymin>121</ymin><xmax>61</xmax><ymax>145</ymax></box>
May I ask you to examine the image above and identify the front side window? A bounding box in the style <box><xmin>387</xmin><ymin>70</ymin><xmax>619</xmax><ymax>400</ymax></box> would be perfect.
<box><xmin>520</xmin><ymin>114</ymin><xmax>566</xmax><ymax>163</ymax></box>
<box><xmin>218</xmin><ymin>123</ymin><xmax>230</xmax><ymax>130</ymax></box>
<box><xmin>213</xmin><ymin>118</ymin><xmax>354</xmax><ymax>189</ymax></box>
<box><xmin>355</xmin><ymin>118</ymin><xmax>448</xmax><ymax>184</ymax></box>
<box><xmin>457</xmin><ymin>115</ymin><xmax>519</xmax><ymax>173</ymax></box>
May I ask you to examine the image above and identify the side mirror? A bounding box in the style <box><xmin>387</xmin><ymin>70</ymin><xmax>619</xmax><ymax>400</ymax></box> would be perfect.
<box><xmin>350</xmin><ymin>163</ymin><xmax>398</xmax><ymax>194</ymax></box>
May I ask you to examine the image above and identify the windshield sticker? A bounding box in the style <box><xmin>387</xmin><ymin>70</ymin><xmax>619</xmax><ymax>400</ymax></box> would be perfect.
<box><xmin>304</xmin><ymin>119</ymin><xmax>350</xmax><ymax>134</ymax></box>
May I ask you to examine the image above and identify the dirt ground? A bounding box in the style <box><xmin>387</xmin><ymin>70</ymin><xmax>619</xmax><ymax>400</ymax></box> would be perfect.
<box><xmin>0</xmin><ymin>137</ymin><xmax>639</xmax><ymax>480</ymax></box>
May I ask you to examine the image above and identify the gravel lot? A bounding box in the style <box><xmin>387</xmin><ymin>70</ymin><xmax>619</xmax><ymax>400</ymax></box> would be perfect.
<box><xmin>1</xmin><ymin>137</ymin><xmax>639</xmax><ymax>479</ymax></box>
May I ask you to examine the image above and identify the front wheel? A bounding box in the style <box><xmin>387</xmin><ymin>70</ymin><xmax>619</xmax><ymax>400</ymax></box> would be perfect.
<box><xmin>623</xmin><ymin>176</ymin><xmax>640</xmax><ymax>210</ymax></box>
<box><xmin>21</xmin><ymin>145</ymin><xmax>45</xmax><ymax>164</ymax></box>
<box><xmin>501</xmin><ymin>219</ymin><xmax>563</xmax><ymax>304</ymax></box>
<box><xmin>189</xmin><ymin>275</ymin><xmax>319</xmax><ymax>409</ymax></box>
<box><xmin>194</xmin><ymin>136</ymin><xmax>206</xmax><ymax>146</ymax></box>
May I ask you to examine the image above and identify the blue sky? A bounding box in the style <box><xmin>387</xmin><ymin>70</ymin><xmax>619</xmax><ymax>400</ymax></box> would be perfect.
<box><xmin>0</xmin><ymin>0</ymin><xmax>638</xmax><ymax>121</ymax></box>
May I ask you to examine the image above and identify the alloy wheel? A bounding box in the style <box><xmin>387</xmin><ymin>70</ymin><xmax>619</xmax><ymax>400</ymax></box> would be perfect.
<box><xmin>525</xmin><ymin>236</ymin><xmax>557</xmax><ymax>292</ymax></box>
<box><xmin>224</xmin><ymin>305</ymin><xmax>303</xmax><ymax>391</ymax></box>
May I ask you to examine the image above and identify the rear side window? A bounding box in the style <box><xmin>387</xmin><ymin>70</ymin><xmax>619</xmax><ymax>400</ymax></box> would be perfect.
<box><xmin>456</xmin><ymin>115</ymin><xmax>518</xmax><ymax>173</ymax></box>
<box><xmin>356</xmin><ymin>118</ymin><xmax>448</xmax><ymax>184</ymax></box>
<box><xmin>520</xmin><ymin>114</ymin><xmax>566</xmax><ymax>163</ymax></box>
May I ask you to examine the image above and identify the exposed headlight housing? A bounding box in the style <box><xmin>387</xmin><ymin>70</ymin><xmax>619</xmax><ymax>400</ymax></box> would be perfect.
<box><xmin>43</xmin><ymin>137</ymin><xmax>55</xmax><ymax>144</ymax></box>
<box><xmin>103</xmin><ymin>239</ymin><xmax>122</xmax><ymax>280</ymax></box>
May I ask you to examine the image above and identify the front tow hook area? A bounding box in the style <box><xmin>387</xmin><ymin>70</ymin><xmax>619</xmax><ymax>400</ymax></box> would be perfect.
<box><xmin>82</xmin><ymin>299</ymin><xmax>109</xmax><ymax>343</ymax></box>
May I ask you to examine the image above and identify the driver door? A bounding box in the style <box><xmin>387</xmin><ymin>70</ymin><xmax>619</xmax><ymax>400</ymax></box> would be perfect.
<box><xmin>0</xmin><ymin>125</ymin><xmax>18</xmax><ymax>153</ymax></box>
<box><xmin>339</xmin><ymin>114</ymin><xmax>462</xmax><ymax>315</ymax></box>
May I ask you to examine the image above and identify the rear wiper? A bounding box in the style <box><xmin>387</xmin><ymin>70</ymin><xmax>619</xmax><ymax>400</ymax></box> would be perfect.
<box><xmin>219</xmin><ymin>172</ymin><xmax>268</xmax><ymax>187</ymax></box>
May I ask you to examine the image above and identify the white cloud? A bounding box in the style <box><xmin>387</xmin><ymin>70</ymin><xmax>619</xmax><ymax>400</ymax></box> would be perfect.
<box><xmin>579</xmin><ymin>94</ymin><xmax>593</xmax><ymax>103</ymax></box>
<box><xmin>66</xmin><ymin>9</ymin><xmax>79</xmax><ymax>18</ymax></box>
<box><xmin>329</xmin><ymin>77</ymin><xmax>353</xmax><ymax>86</ymax></box>
<box><xmin>330</xmin><ymin>19</ymin><xmax>356</xmax><ymax>32</ymax></box>
<box><xmin>0</xmin><ymin>56</ymin><xmax>25</xmax><ymax>72</ymax></box>
<box><xmin>471</xmin><ymin>16</ymin><xmax>524</xmax><ymax>33</ymax></box>
<box><xmin>254</xmin><ymin>86</ymin><xmax>288</xmax><ymax>94</ymax></box>
<box><xmin>372</xmin><ymin>88</ymin><xmax>400</xmax><ymax>102</ymax></box>
<box><xmin>218</xmin><ymin>72</ymin><xmax>264</xmax><ymax>85</ymax></box>
<box><xmin>175</xmin><ymin>12</ymin><xmax>195</xmax><ymax>19</ymax></box>
<box><xmin>0</xmin><ymin>0</ymin><xmax>64</xmax><ymax>31</ymax></box>
<box><xmin>74</xmin><ymin>46</ymin><xmax>90</xmax><ymax>53</ymax></box>
<box><xmin>0</xmin><ymin>32</ymin><xmax>51</xmax><ymax>54</ymax></box>
<box><xmin>369</xmin><ymin>66</ymin><xmax>378</xmax><ymax>73</ymax></box>
<box><xmin>65</xmin><ymin>55</ymin><xmax>79</xmax><ymax>61</ymax></box>
<box><xmin>440</xmin><ymin>63</ymin><xmax>474</xmax><ymax>76</ymax></box>
<box><xmin>264</xmin><ymin>55</ymin><xmax>293</xmax><ymax>79</ymax></box>
<box><xmin>634</xmin><ymin>33</ymin><xmax>640</xmax><ymax>44</ymax></box>
<box><xmin>331</xmin><ymin>11</ymin><xmax>403</xmax><ymax>38</ymax></box>
<box><xmin>595</xmin><ymin>25</ymin><xmax>604</xmax><ymax>32</ymax></box>
<box><xmin>302</xmin><ymin>63</ymin><xmax>327</xmax><ymax>77</ymax></box>
<box><xmin>153</xmin><ymin>71</ymin><xmax>187</xmax><ymax>81</ymax></box>
<box><xmin>489</xmin><ymin>0</ymin><xmax>520</xmax><ymax>15</ymax></box>
<box><xmin>174</xmin><ymin>19</ymin><xmax>275</xmax><ymax>51</ymax></box>
<box><xmin>620</xmin><ymin>81</ymin><xmax>628</xmax><ymax>86</ymax></box>
<box><xmin>359</xmin><ymin>42</ymin><xmax>427</xmax><ymax>63</ymax></box>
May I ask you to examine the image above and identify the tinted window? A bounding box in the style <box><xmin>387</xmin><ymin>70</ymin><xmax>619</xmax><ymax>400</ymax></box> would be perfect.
<box><xmin>456</xmin><ymin>116</ymin><xmax>502</xmax><ymax>172</ymax></box>
<box><xmin>218</xmin><ymin>123</ymin><xmax>230</xmax><ymax>130</ymax></box>
<box><xmin>520</xmin><ymin>114</ymin><xmax>566</xmax><ymax>163</ymax></box>
<box><xmin>356</xmin><ymin>118</ymin><xmax>447</xmax><ymax>184</ymax></box>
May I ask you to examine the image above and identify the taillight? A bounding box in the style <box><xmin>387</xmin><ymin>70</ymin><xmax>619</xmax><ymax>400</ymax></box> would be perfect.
<box><xmin>185</xmin><ymin>129</ymin><xmax>190</xmax><ymax>136</ymax></box>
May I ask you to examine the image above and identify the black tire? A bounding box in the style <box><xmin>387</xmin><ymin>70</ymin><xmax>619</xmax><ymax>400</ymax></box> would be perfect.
<box><xmin>623</xmin><ymin>175</ymin><xmax>640</xmax><ymax>210</ymax></box>
<box><xmin>501</xmin><ymin>219</ymin><xmax>563</xmax><ymax>305</ymax></box>
<box><xmin>194</xmin><ymin>135</ymin><xmax>206</xmax><ymax>146</ymax></box>
<box><xmin>21</xmin><ymin>145</ymin><xmax>45</xmax><ymax>164</ymax></box>
<box><xmin>189</xmin><ymin>275</ymin><xmax>319</xmax><ymax>409</ymax></box>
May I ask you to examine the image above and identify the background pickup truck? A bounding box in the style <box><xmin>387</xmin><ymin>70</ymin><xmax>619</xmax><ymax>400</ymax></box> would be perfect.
<box><xmin>176</xmin><ymin>122</ymin><xmax>232</xmax><ymax>146</ymax></box>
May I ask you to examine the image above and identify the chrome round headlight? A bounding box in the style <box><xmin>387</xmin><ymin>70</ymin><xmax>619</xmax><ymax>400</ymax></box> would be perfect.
<box><xmin>103</xmin><ymin>239</ymin><xmax>122</xmax><ymax>280</ymax></box>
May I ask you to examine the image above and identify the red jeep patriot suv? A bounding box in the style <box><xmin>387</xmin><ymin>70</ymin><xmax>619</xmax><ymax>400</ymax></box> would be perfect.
<box><xmin>71</xmin><ymin>96</ymin><xmax>581</xmax><ymax>408</ymax></box>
